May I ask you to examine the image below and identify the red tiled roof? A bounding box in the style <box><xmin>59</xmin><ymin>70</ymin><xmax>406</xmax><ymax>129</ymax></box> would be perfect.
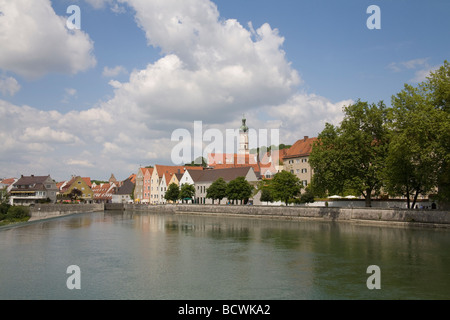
<box><xmin>0</xmin><ymin>178</ymin><xmax>16</xmax><ymax>186</ymax></box>
<box><xmin>154</xmin><ymin>165</ymin><xmax>203</xmax><ymax>179</ymax></box>
<box><xmin>283</xmin><ymin>137</ymin><xmax>317</xmax><ymax>159</ymax></box>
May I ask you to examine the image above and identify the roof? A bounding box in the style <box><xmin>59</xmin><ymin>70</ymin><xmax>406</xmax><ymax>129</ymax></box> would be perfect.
<box><xmin>92</xmin><ymin>182</ymin><xmax>116</xmax><ymax>200</ymax></box>
<box><xmin>128</xmin><ymin>174</ymin><xmax>136</xmax><ymax>184</ymax></box>
<box><xmin>0</xmin><ymin>178</ymin><xmax>16</xmax><ymax>186</ymax></box>
<box><xmin>10</xmin><ymin>175</ymin><xmax>53</xmax><ymax>192</ymax></box>
<box><xmin>187</xmin><ymin>167</ymin><xmax>255</xmax><ymax>183</ymax></box>
<box><xmin>60</xmin><ymin>176</ymin><xmax>92</xmax><ymax>193</ymax></box>
<box><xmin>116</xmin><ymin>178</ymin><xmax>134</xmax><ymax>195</ymax></box>
<box><xmin>154</xmin><ymin>165</ymin><xmax>203</xmax><ymax>179</ymax></box>
<box><xmin>208</xmin><ymin>153</ymin><xmax>261</xmax><ymax>173</ymax></box>
<box><xmin>283</xmin><ymin>136</ymin><xmax>318</xmax><ymax>159</ymax></box>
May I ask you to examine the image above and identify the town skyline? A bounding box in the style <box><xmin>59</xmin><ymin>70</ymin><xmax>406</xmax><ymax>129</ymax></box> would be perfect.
<box><xmin>1</xmin><ymin>0</ymin><xmax>449</xmax><ymax>181</ymax></box>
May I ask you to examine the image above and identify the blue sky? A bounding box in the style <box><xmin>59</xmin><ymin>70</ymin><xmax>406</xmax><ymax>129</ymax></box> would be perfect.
<box><xmin>0</xmin><ymin>0</ymin><xmax>449</xmax><ymax>181</ymax></box>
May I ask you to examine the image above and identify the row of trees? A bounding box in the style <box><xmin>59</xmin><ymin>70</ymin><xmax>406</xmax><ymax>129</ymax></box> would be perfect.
<box><xmin>309</xmin><ymin>61</ymin><xmax>450</xmax><ymax>208</ymax></box>
<box><xmin>164</xmin><ymin>171</ymin><xmax>311</xmax><ymax>206</ymax></box>
<box><xmin>165</xmin><ymin>177</ymin><xmax>255</xmax><ymax>204</ymax></box>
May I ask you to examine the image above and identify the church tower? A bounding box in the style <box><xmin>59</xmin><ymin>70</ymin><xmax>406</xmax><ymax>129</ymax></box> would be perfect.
<box><xmin>239</xmin><ymin>115</ymin><xmax>249</xmax><ymax>155</ymax></box>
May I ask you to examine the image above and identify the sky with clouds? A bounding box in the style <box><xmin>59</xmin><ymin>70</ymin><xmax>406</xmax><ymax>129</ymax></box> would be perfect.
<box><xmin>0</xmin><ymin>0</ymin><xmax>449</xmax><ymax>181</ymax></box>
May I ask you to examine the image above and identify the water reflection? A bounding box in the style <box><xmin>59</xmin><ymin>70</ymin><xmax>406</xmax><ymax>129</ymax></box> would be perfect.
<box><xmin>0</xmin><ymin>211</ymin><xmax>449</xmax><ymax>300</ymax></box>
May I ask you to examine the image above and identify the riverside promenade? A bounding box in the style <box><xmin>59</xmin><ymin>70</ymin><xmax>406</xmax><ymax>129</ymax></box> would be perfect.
<box><xmin>105</xmin><ymin>203</ymin><xmax>450</xmax><ymax>228</ymax></box>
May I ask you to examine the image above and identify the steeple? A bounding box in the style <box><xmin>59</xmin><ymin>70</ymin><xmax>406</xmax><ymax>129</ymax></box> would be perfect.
<box><xmin>240</xmin><ymin>114</ymin><xmax>249</xmax><ymax>133</ymax></box>
<box><xmin>239</xmin><ymin>114</ymin><xmax>249</xmax><ymax>155</ymax></box>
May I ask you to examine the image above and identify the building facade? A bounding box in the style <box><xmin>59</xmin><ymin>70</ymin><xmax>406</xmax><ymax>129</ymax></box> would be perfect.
<box><xmin>180</xmin><ymin>167</ymin><xmax>258</xmax><ymax>205</ymax></box>
<box><xmin>282</xmin><ymin>136</ymin><xmax>317</xmax><ymax>188</ymax></box>
<box><xmin>9</xmin><ymin>175</ymin><xmax>58</xmax><ymax>206</ymax></box>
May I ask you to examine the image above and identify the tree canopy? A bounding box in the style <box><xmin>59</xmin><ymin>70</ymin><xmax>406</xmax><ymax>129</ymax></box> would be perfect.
<box><xmin>179</xmin><ymin>184</ymin><xmax>195</xmax><ymax>202</ymax></box>
<box><xmin>270</xmin><ymin>171</ymin><xmax>302</xmax><ymax>206</ymax></box>
<box><xmin>309</xmin><ymin>60</ymin><xmax>450</xmax><ymax>209</ymax></box>
<box><xmin>225</xmin><ymin>177</ymin><xmax>253</xmax><ymax>204</ymax></box>
<box><xmin>206</xmin><ymin>178</ymin><xmax>227</xmax><ymax>204</ymax></box>
<box><xmin>165</xmin><ymin>183</ymin><xmax>180</xmax><ymax>203</ymax></box>
<box><xmin>309</xmin><ymin>100</ymin><xmax>389</xmax><ymax>207</ymax></box>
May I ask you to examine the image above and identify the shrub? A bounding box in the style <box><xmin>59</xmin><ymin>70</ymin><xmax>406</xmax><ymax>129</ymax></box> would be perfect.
<box><xmin>6</xmin><ymin>206</ymin><xmax>30</xmax><ymax>220</ymax></box>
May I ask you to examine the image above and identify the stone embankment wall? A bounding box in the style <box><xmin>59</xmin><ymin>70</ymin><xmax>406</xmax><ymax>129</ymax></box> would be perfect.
<box><xmin>105</xmin><ymin>203</ymin><xmax>450</xmax><ymax>228</ymax></box>
<box><xmin>29</xmin><ymin>203</ymin><xmax>104</xmax><ymax>221</ymax></box>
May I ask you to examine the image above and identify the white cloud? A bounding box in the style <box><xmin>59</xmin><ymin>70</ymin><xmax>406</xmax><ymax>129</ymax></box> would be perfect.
<box><xmin>387</xmin><ymin>58</ymin><xmax>439</xmax><ymax>83</ymax></box>
<box><xmin>102</xmin><ymin>65</ymin><xmax>128</xmax><ymax>78</ymax></box>
<box><xmin>67</xmin><ymin>159</ymin><xmax>95</xmax><ymax>168</ymax></box>
<box><xmin>0</xmin><ymin>0</ymin><xmax>353</xmax><ymax>181</ymax></box>
<box><xmin>409</xmin><ymin>65</ymin><xmax>440</xmax><ymax>83</ymax></box>
<box><xmin>0</xmin><ymin>76</ymin><xmax>20</xmax><ymax>96</ymax></box>
<box><xmin>21</xmin><ymin>126</ymin><xmax>82</xmax><ymax>145</ymax></box>
<box><xmin>264</xmin><ymin>93</ymin><xmax>353</xmax><ymax>143</ymax></box>
<box><xmin>103</xmin><ymin>0</ymin><xmax>300</xmax><ymax>124</ymax></box>
<box><xmin>0</xmin><ymin>0</ymin><xmax>96</xmax><ymax>79</ymax></box>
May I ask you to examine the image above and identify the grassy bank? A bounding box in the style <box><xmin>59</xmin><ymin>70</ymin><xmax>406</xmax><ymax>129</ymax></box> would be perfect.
<box><xmin>0</xmin><ymin>205</ymin><xmax>31</xmax><ymax>227</ymax></box>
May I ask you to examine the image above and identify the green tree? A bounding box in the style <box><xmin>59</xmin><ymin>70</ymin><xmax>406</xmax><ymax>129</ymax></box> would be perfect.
<box><xmin>179</xmin><ymin>184</ymin><xmax>195</xmax><ymax>203</ymax></box>
<box><xmin>300</xmin><ymin>186</ymin><xmax>315</xmax><ymax>204</ymax></box>
<box><xmin>260</xmin><ymin>188</ymin><xmax>273</xmax><ymax>204</ymax></box>
<box><xmin>386</xmin><ymin>83</ymin><xmax>448</xmax><ymax>208</ymax></box>
<box><xmin>226</xmin><ymin>177</ymin><xmax>253</xmax><ymax>205</ymax></box>
<box><xmin>422</xmin><ymin>61</ymin><xmax>450</xmax><ymax>207</ymax></box>
<box><xmin>165</xmin><ymin>183</ymin><xmax>180</xmax><ymax>203</ymax></box>
<box><xmin>270</xmin><ymin>171</ymin><xmax>302</xmax><ymax>206</ymax></box>
<box><xmin>206</xmin><ymin>178</ymin><xmax>228</xmax><ymax>204</ymax></box>
<box><xmin>68</xmin><ymin>188</ymin><xmax>83</xmax><ymax>202</ymax></box>
<box><xmin>309</xmin><ymin>100</ymin><xmax>390</xmax><ymax>207</ymax></box>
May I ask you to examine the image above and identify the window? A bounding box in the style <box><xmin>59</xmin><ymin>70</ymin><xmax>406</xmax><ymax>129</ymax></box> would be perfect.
<box><xmin>301</xmin><ymin>168</ymin><xmax>308</xmax><ymax>173</ymax></box>
<box><xmin>302</xmin><ymin>180</ymin><xmax>308</xmax><ymax>187</ymax></box>
<box><xmin>296</xmin><ymin>159</ymin><xmax>300</xmax><ymax>163</ymax></box>
<box><xmin>290</xmin><ymin>170</ymin><xmax>294</xmax><ymax>174</ymax></box>
<box><xmin>296</xmin><ymin>169</ymin><xmax>300</xmax><ymax>174</ymax></box>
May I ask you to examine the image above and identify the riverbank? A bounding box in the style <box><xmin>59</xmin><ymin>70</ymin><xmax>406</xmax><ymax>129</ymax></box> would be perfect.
<box><xmin>106</xmin><ymin>203</ymin><xmax>450</xmax><ymax>228</ymax></box>
<box><xmin>29</xmin><ymin>203</ymin><xmax>104</xmax><ymax>221</ymax></box>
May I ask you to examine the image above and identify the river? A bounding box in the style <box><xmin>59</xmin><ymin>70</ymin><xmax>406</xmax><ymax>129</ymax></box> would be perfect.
<box><xmin>0</xmin><ymin>211</ymin><xmax>449</xmax><ymax>300</ymax></box>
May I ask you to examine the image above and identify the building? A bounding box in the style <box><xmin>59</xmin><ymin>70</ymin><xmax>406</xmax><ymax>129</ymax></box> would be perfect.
<box><xmin>133</xmin><ymin>167</ymin><xmax>153</xmax><ymax>203</ymax></box>
<box><xmin>207</xmin><ymin>116</ymin><xmax>282</xmax><ymax>178</ymax></box>
<box><xmin>180</xmin><ymin>167</ymin><xmax>258</xmax><ymax>205</ymax></box>
<box><xmin>282</xmin><ymin>136</ymin><xmax>317</xmax><ymax>188</ymax></box>
<box><xmin>9</xmin><ymin>175</ymin><xmax>58</xmax><ymax>206</ymax></box>
<box><xmin>59</xmin><ymin>176</ymin><xmax>94</xmax><ymax>202</ymax></box>
<box><xmin>150</xmin><ymin>165</ymin><xmax>203</xmax><ymax>204</ymax></box>
<box><xmin>92</xmin><ymin>182</ymin><xmax>117</xmax><ymax>203</ymax></box>
<box><xmin>112</xmin><ymin>176</ymin><xmax>135</xmax><ymax>204</ymax></box>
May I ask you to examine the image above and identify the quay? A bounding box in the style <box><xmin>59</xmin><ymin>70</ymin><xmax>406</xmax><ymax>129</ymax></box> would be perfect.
<box><xmin>104</xmin><ymin>203</ymin><xmax>450</xmax><ymax>228</ymax></box>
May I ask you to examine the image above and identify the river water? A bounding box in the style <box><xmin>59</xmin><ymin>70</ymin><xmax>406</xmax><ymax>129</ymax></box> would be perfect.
<box><xmin>0</xmin><ymin>211</ymin><xmax>449</xmax><ymax>300</ymax></box>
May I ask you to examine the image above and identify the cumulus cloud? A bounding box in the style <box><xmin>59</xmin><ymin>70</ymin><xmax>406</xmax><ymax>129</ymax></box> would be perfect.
<box><xmin>0</xmin><ymin>76</ymin><xmax>20</xmax><ymax>96</ymax></box>
<box><xmin>104</xmin><ymin>0</ymin><xmax>300</xmax><ymax>124</ymax></box>
<box><xmin>0</xmin><ymin>0</ymin><xmax>96</xmax><ymax>79</ymax></box>
<box><xmin>0</xmin><ymin>0</ymin><xmax>352</xmax><ymax>180</ymax></box>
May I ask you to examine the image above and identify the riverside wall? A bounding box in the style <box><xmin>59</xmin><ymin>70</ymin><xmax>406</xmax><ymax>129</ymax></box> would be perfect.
<box><xmin>105</xmin><ymin>203</ymin><xmax>450</xmax><ymax>228</ymax></box>
<box><xmin>29</xmin><ymin>203</ymin><xmax>104</xmax><ymax>221</ymax></box>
